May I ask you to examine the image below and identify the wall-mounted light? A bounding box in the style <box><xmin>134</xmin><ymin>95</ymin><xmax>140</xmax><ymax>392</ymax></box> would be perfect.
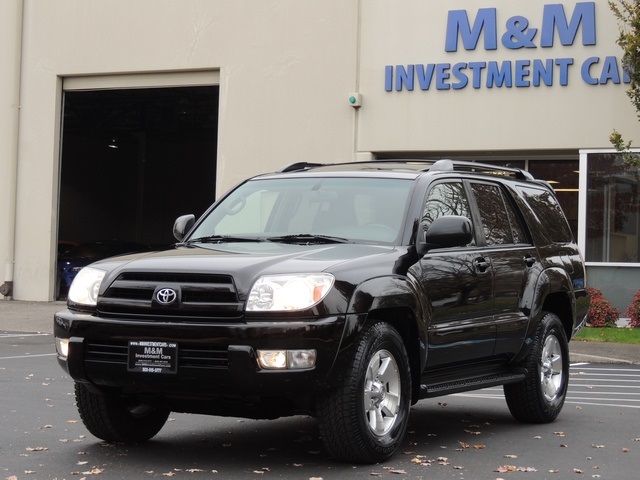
<box><xmin>107</xmin><ymin>137</ymin><xmax>119</xmax><ymax>149</ymax></box>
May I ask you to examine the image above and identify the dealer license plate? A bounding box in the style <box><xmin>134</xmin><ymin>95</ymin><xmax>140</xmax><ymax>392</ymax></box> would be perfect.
<box><xmin>127</xmin><ymin>340</ymin><xmax>178</xmax><ymax>374</ymax></box>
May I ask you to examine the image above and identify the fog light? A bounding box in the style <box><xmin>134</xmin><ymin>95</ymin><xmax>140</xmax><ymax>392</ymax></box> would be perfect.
<box><xmin>55</xmin><ymin>337</ymin><xmax>69</xmax><ymax>358</ymax></box>
<box><xmin>257</xmin><ymin>349</ymin><xmax>316</xmax><ymax>370</ymax></box>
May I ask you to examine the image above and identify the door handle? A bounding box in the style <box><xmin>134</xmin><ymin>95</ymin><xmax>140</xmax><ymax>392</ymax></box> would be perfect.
<box><xmin>523</xmin><ymin>255</ymin><xmax>536</xmax><ymax>267</ymax></box>
<box><xmin>473</xmin><ymin>257</ymin><xmax>490</xmax><ymax>272</ymax></box>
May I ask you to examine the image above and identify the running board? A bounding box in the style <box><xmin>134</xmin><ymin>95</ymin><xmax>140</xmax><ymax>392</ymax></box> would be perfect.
<box><xmin>419</xmin><ymin>371</ymin><xmax>526</xmax><ymax>399</ymax></box>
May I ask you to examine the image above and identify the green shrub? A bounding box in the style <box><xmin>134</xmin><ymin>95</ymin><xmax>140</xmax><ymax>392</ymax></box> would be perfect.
<box><xmin>586</xmin><ymin>288</ymin><xmax>619</xmax><ymax>328</ymax></box>
<box><xmin>625</xmin><ymin>289</ymin><xmax>640</xmax><ymax>328</ymax></box>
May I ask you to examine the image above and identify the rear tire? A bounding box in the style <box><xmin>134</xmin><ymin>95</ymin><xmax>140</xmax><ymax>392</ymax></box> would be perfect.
<box><xmin>316</xmin><ymin>322</ymin><xmax>411</xmax><ymax>463</ymax></box>
<box><xmin>75</xmin><ymin>383</ymin><xmax>170</xmax><ymax>442</ymax></box>
<box><xmin>504</xmin><ymin>312</ymin><xmax>569</xmax><ymax>423</ymax></box>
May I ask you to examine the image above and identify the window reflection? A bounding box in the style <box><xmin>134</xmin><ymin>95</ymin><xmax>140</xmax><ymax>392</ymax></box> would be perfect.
<box><xmin>472</xmin><ymin>183</ymin><xmax>527</xmax><ymax>245</ymax></box>
<box><xmin>422</xmin><ymin>182</ymin><xmax>475</xmax><ymax>246</ymax></box>
<box><xmin>586</xmin><ymin>153</ymin><xmax>640</xmax><ymax>263</ymax></box>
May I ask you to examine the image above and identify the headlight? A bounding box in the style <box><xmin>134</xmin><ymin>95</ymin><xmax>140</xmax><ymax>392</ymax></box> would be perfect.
<box><xmin>246</xmin><ymin>273</ymin><xmax>334</xmax><ymax>311</ymax></box>
<box><xmin>68</xmin><ymin>267</ymin><xmax>106</xmax><ymax>306</ymax></box>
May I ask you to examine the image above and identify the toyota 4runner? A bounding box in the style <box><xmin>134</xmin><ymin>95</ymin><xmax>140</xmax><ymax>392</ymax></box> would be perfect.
<box><xmin>54</xmin><ymin>160</ymin><xmax>589</xmax><ymax>463</ymax></box>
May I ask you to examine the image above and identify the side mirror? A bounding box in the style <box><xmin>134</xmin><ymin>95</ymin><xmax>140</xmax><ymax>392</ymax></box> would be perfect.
<box><xmin>417</xmin><ymin>215</ymin><xmax>473</xmax><ymax>254</ymax></box>
<box><xmin>173</xmin><ymin>214</ymin><xmax>195</xmax><ymax>242</ymax></box>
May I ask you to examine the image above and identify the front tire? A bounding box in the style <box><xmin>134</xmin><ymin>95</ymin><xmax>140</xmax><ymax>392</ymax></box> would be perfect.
<box><xmin>75</xmin><ymin>383</ymin><xmax>170</xmax><ymax>442</ymax></box>
<box><xmin>317</xmin><ymin>322</ymin><xmax>411</xmax><ymax>463</ymax></box>
<box><xmin>504</xmin><ymin>312</ymin><xmax>569</xmax><ymax>423</ymax></box>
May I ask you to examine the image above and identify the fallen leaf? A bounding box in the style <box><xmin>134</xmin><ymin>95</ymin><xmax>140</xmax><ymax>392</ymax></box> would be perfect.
<box><xmin>573</xmin><ymin>468</ymin><xmax>584</xmax><ymax>474</ymax></box>
<box><xmin>82</xmin><ymin>468</ymin><xmax>104</xmax><ymax>475</ymax></box>
<box><xmin>504</xmin><ymin>454</ymin><xmax>518</xmax><ymax>459</ymax></box>
<box><xmin>495</xmin><ymin>465</ymin><xmax>538</xmax><ymax>473</ymax></box>
<box><xmin>474</xmin><ymin>445</ymin><xmax>486</xmax><ymax>450</ymax></box>
<box><xmin>25</xmin><ymin>447</ymin><xmax>49</xmax><ymax>452</ymax></box>
<box><xmin>389</xmin><ymin>470</ymin><xmax>406</xmax><ymax>474</ymax></box>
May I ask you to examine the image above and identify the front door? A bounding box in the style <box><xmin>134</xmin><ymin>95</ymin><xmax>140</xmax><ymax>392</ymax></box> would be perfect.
<box><xmin>417</xmin><ymin>181</ymin><xmax>496</xmax><ymax>367</ymax></box>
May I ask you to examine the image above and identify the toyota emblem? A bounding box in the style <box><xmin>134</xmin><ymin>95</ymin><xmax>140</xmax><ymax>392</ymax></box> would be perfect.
<box><xmin>156</xmin><ymin>288</ymin><xmax>178</xmax><ymax>305</ymax></box>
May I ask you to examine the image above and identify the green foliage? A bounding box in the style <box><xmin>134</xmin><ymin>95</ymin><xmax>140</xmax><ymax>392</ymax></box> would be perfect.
<box><xmin>625</xmin><ymin>289</ymin><xmax>640</xmax><ymax>327</ymax></box>
<box><xmin>609</xmin><ymin>1</ymin><xmax>640</xmax><ymax>166</ymax></box>
<box><xmin>586</xmin><ymin>287</ymin><xmax>620</xmax><ymax>328</ymax></box>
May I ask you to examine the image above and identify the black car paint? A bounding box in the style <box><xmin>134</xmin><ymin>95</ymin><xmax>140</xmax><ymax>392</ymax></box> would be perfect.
<box><xmin>55</xmin><ymin>162</ymin><xmax>589</xmax><ymax>422</ymax></box>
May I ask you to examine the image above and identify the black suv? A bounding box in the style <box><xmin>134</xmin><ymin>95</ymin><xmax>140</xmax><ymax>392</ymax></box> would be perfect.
<box><xmin>54</xmin><ymin>160</ymin><xmax>589</xmax><ymax>463</ymax></box>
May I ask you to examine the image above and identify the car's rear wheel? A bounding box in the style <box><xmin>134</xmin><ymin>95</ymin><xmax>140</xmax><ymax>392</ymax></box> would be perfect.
<box><xmin>504</xmin><ymin>312</ymin><xmax>569</xmax><ymax>423</ymax></box>
<box><xmin>75</xmin><ymin>383</ymin><xmax>170</xmax><ymax>442</ymax></box>
<box><xmin>316</xmin><ymin>321</ymin><xmax>411</xmax><ymax>463</ymax></box>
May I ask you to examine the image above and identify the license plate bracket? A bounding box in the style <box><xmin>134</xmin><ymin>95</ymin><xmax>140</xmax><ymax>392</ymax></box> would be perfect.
<box><xmin>127</xmin><ymin>341</ymin><xmax>178</xmax><ymax>374</ymax></box>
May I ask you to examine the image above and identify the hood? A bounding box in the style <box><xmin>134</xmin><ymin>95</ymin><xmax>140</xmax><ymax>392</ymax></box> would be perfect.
<box><xmin>93</xmin><ymin>242</ymin><xmax>402</xmax><ymax>295</ymax></box>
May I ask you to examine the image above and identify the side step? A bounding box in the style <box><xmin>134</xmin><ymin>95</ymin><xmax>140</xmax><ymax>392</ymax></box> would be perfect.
<box><xmin>419</xmin><ymin>371</ymin><xmax>526</xmax><ymax>399</ymax></box>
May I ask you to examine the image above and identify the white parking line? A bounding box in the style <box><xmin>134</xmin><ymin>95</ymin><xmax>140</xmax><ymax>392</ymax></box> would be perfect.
<box><xmin>0</xmin><ymin>353</ymin><xmax>57</xmax><ymax>360</ymax></box>
<box><xmin>0</xmin><ymin>333</ymin><xmax>51</xmax><ymax>338</ymax></box>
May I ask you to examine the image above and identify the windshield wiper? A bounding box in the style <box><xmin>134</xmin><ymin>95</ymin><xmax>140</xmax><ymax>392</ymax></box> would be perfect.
<box><xmin>266</xmin><ymin>234</ymin><xmax>352</xmax><ymax>244</ymax></box>
<box><xmin>187</xmin><ymin>235</ymin><xmax>266</xmax><ymax>244</ymax></box>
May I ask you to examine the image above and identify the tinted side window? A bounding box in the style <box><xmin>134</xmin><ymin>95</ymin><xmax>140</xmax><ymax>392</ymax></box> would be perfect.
<box><xmin>471</xmin><ymin>183</ymin><xmax>527</xmax><ymax>245</ymax></box>
<box><xmin>422</xmin><ymin>182</ymin><xmax>475</xmax><ymax>246</ymax></box>
<box><xmin>517</xmin><ymin>185</ymin><xmax>572</xmax><ymax>243</ymax></box>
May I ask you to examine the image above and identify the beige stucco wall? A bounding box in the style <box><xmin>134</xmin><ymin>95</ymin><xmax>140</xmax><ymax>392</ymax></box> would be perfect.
<box><xmin>0</xmin><ymin>0</ymin><xmax>23</xmax><ymax>299</ymax></box>
<box><xmin>7</xmin><ymin>0</ymin><xmax>359</xmax><ymax>300</ymax></box>
<box><xmin>1</xmin><ymin>0</ymin><xmax>637</xmax><ymax>301</ymax></box>
<box><xmin>358</xmin><ymin>0</ymin><xmax>637</xmax><ymax>152</ymax></box>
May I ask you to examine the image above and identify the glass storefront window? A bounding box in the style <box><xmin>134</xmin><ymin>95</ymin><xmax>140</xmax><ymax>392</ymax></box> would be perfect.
<box><xmin>586</xmin><ymin>152</ymin><xmax>640</xmax><ymax>263</ymax></box>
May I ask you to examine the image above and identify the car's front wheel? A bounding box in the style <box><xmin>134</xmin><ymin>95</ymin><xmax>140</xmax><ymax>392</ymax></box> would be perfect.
<box><xmin>504</xmin><ymin>312</ymin><xmax>569</xmax><ymax>423</ymax></box>
<box><xmin>75</xmin><ymin>383</ymin><xmax>170</xmax><ymax>442</ymax></box>
<box><xmin>316</xmin><ymin>321</ymin><xmax>411</xmax><ymax>463</ymax></box>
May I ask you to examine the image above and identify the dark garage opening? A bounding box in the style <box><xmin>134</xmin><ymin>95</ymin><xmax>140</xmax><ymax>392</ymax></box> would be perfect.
<box><xmin>57</xmin><ymin>85</ymin><xmax>219</xmax><ymax>298</ymax></box>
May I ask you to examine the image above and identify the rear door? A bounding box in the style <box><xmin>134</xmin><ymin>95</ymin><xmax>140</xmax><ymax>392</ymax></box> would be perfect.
<box><xmin>469</xmin><ymin>181</ymin><xmax>539</xmax><ymax>358</ymax></box>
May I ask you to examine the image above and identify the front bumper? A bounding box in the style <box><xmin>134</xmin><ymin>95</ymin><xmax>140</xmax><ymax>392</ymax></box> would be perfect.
<box><xmin>54</xmin><ymin>309</ymin><xmax>353</xmax><ymax>398</ymax></box>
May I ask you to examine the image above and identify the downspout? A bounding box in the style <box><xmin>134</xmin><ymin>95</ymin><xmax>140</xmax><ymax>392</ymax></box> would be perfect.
<box><xmin>1</xmin><ymin>0</ymin><xmax>25</xmax><ymax>299</ymax></box>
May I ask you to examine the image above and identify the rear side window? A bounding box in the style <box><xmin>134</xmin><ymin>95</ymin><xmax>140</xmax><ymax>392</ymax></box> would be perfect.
<box><xmin>471</xmin><ymin>183</ymin><xmax>528</xmax><ymax>245</ymax></box>
<box><xmin>517</xmin><ymin>185</ymin><xmax>573</xmax><ymax>243</ymax></box>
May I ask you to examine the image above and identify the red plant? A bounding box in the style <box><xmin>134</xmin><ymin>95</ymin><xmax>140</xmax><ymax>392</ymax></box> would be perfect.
<box><xmin>625</xmin><ymin>289</ymin><xmax>640</xmax><ymax>328</ymax></box>
<box><xmin>586</xmin><ymin>288</ymin><xmax>620</xmax><ymax>328</ymax></box>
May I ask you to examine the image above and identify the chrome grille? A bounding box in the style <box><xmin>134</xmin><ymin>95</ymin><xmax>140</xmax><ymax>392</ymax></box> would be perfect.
<box><xmin>97</xmin><ymin>272</ymin><xmax>243</xmax><ymax>321</ymax></box>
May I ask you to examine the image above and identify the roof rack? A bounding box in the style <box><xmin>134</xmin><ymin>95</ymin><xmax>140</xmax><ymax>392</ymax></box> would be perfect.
<box><xmin>430</xmin><ymin>159</ymin><xmax>534</xmax><ymax>180</ymax></box>
<box><xmin>277</xmin><ymin>162</ymin><xmax>326</xmax><ymax>173</ymax></box>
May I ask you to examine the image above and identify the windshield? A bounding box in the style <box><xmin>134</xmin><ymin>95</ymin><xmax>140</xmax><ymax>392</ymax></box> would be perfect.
<box><xmin>188</xmin><ymin>177</ymin><xmax>413</xmax><ymax>244</ymax></box>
